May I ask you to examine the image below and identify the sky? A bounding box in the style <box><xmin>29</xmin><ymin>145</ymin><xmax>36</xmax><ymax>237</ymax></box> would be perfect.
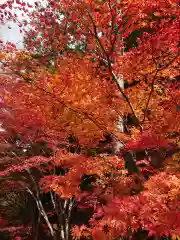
<box><xmin>0</xmin><ymin>21</ymin><xmax>24</xmax><ymax>49</ymax></box>
<box><xmin>0</xmin><ymin>0</ymin><xmax>47</xmax><ymax>49</ymax></box>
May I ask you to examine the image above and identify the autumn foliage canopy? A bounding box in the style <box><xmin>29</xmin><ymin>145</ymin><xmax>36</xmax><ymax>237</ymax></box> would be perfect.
<box><xmin>0</xmin><ymin>0</ymin><xmax>180</xmax><ymax>239</ymax></box>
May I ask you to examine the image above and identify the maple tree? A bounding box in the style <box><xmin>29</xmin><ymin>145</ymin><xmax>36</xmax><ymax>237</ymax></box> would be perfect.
<box><xmin>0</xmin><ymin>0</ymin><xmax>180</xmax><ymax>240</ymax></box>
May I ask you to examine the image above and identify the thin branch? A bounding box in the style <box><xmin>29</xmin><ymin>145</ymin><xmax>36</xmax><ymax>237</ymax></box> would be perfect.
<box><xmin>65</xmin><ymin>198</ymin><xmax>74</xmax><ymax>240</ymax></box>
<box><xmin>158</xmin><ymin>53</ymin><xmax>180</xmax><ymax>71</ymax></box>
<box><xmin>142</xmin><ymin>53</ymin><xmax>180</xmax><ymax>123</ymax></box>
<box><xmin>108</xmin><ymin>0</ymin><xmax>116</xmax><ymax>45</ymax></box>
<box><xmin>112</xmin><ymin>72</ymin><xmax>143</xmax><ymax>131</ymax></box>
<box><xmin>87</xmin><ymin>11</ymin><xmax>109</xmax><ymax>60</ymax></box>
<box><xmin>108</xmin><ymin>2</ymin><xmax>133</xmax><ymax>56</ymax></box>
<box><xmin>87</xmin><ymin>11</ymin><xmax>143</xmax><ymax>131</ymax></box>
<box><xmin>50</xmin><ymin>192</ymin><xmax>66</xmax><ymax>240</ymax></box>
<box><xmin>25</xmin><ymin>169</ymin><xmax>55</xmax><ymax>237</ymax></box>
<box><xmin>26</xmin><ymin>187</ymin><xmax>55</xmax><ymax>237</ymax></box>
<box><xmin>142</xmin><ymin>70</ymin><xmax>158</xmax><ymax>123</ymax></box>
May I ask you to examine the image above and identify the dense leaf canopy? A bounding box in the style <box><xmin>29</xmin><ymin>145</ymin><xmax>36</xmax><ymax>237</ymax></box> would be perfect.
<box><xmin>0</xmin><ymin>0</ymin><xmax>179</xmax><ymax>239</ymax></box>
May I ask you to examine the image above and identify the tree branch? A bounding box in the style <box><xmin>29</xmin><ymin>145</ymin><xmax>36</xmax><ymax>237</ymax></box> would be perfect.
<box><xmin>87</xmin><ymin>11</ymin><xmax>143</xmax><ymax>131</ymax></box>
<box><xmin>142</xmin><ymin>53</ymin><xmax>180</xmax><ymax>123</ymax></box>
<box><xmin>50</xmin><ymin>192</ymin><xmax>66</xmax><ymax>240</ymax></box>
<box><xmin>25</xmin><ymin>169</ymin><xmax>55</xmax><ymax>237</ymax></box>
